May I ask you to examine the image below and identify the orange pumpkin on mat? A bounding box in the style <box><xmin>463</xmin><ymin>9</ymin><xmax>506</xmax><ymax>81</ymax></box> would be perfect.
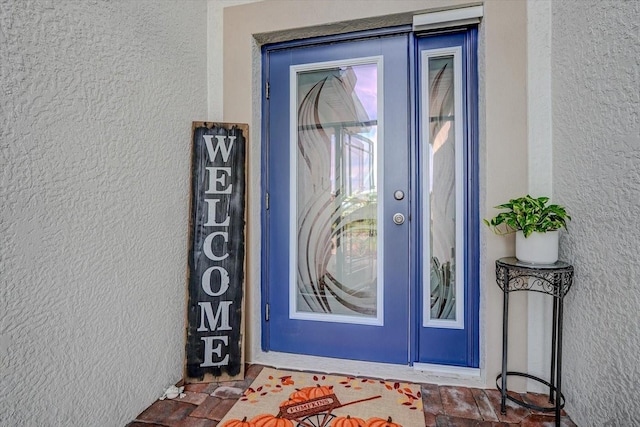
<box><xmin>290</xmin><ymin>384</ymin><xmax>333</xmax><ymax>401</ymax></box>
<box><xmin>331</xmin><ymin>415</ymin><xmax>366</xmax><ymax>427</ymax></box>
<box><xmin>251</xmin><ymin>413</ymin><xmax>294</xmax><ymax>427</ymax></box>
<box><xmin>366</xmin><ymin>416</ymin><xmax>402</xmax><ymax>427</ymax></box>
<box><xmin>221</xmin><ymin>417</ymin><xmax>255</xmax><ymax>427</ymax></box>
<box><xmin>306</xmin><ymin>384</ymin><xmax>333</xmax><ymax>399</ymax></box>
<box><xmin>288</xmin><ymin>389</ymin><xmax>310</xmax><ymax>401</ymax></box>
<box><xmin>279</xmin><ymin>396</ymin><xmax>306</xmax><ymax>407</ymax></box>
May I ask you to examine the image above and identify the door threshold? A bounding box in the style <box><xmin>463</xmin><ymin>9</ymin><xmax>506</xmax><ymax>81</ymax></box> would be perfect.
<box><xmin>412</xmin><ymin>362</ymin><xmax>481</xmax><ymax>379</ymax></box>
<box><xmin>253</xmin><ymin>351</ymin><xmax>485</xmax><ymax>387</ymax></box>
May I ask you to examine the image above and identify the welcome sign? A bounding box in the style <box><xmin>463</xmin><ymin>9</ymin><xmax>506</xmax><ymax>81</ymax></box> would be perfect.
<box><xmin>185</xmin><ymin>122</ymin><xmax>247</xmax><ymax>383</ymax></box>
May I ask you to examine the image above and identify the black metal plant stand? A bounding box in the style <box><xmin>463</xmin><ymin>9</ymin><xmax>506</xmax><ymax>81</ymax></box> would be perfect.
<box><xmin>495</xmin><ymin>257</ymin><xmax>574</xmax><ymax>427</ymax></box>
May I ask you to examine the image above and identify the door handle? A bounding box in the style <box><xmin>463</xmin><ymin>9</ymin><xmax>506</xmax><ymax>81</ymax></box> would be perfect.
<box><xmin>392</xmin><ymin>213</ymin><xmax>405</xmax><ymax>225</ymax></box>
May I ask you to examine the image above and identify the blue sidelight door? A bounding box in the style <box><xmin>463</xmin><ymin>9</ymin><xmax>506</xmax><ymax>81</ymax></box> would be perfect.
<box><xmin>262</xmin><ymin>28</ymin><xmax>478</xmax><ymax>367</ymax></box>
<box><xmin>415</xmin><ymin>30</ymin><xmax>479</xmax><ymax>367</ymax></box>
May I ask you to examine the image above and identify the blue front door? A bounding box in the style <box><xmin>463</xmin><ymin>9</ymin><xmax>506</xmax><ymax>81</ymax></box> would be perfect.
<box><xmin>262</xmin><ymin>28</ymin><xmax>478</xmax><ymax>367</ymax></box>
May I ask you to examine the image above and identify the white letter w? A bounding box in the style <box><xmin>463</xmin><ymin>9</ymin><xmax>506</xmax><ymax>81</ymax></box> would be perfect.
<box><xmin>203</xmin><ymin>135</ymin><xmax>235</xmax><ymax>163</ymax></box>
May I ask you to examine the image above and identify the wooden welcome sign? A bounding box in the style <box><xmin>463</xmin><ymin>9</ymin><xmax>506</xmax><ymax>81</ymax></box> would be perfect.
<box><xmin>185</xmin><ymin>122</ymin><xmax>247</xmax><ymax>383</ymax></box>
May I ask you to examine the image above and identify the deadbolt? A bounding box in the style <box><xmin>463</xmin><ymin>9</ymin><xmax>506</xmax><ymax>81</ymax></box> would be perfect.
<box><xmin>393</xmin><ymin>213</ymin><xmax>405</xmax><ymax>225</ymax></box>
<box><xmin>394</xmin><ymin>190</ymin><xmax>405</xmax><ymax>200</ymax></box>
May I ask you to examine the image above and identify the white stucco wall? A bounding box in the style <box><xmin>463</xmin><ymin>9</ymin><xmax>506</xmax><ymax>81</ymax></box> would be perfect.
<box><xmin>0</xmin><ymin>1</ymin><xmax>207</xmax><ymax>425</ymax></box>
<box><xmin>526</xmin><ymin>0</ymin><xmax>554</xmax><ymax>394</ymax></box>
<box><xmin>552</xmin><ymin>1</ymin><xmax>640</xmax><ymax>425</ymax></box>
<box><xmin>207</xmin><ymin>0</ymin><xmax>259</xmax><ymax>120</ymax></box>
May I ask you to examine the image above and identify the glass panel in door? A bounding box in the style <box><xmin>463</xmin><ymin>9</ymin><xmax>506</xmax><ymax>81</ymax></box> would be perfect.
<box><xmin>422</xmin><ymin>50</ymin><xmax>464</xmax><ymax>329</ymax></box>
<box><xmin>293</xmin><ymin>61</ymin><xmax>381</xmax><ymax>324</ymax></box>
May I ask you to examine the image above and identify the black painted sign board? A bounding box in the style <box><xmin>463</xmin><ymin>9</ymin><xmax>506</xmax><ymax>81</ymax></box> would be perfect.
<box><xmin>184</xmin><ymin>122</ymin><xmax>247</xmax><ymax>383</ymax></box>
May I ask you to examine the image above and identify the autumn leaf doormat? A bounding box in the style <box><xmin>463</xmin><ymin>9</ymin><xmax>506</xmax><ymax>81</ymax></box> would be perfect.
<box><xmin>218</xmin><ymin>367</ymin><xmax>424</xmax><ymax>427</ymax></box>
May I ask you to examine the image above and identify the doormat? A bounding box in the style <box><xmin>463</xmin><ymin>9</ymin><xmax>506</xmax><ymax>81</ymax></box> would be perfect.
<box><xmin>219</xmin><ymin>367</ymin><xmax>424</xmax><ymax>427</ymax></box>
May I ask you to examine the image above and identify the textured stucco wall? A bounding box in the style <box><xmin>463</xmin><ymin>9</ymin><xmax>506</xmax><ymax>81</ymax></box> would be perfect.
<box><xmin>0</xmin><ymin>1</ymin><xmax>207</xmax><ymax>425</ymax></box>
<box><xmin>552</xmin><ymin>1</ymin><xmax>640</xmax><ymax>425</ymax></box>
<box><xmin>207</xmin><ymin>0</ymin><xmax>259</xmax><ymax>120</ymax></box>
<box><xmin>526</xmin><ymin>0</ymin><xmax>554</xmax><ymax>394</ymax></box>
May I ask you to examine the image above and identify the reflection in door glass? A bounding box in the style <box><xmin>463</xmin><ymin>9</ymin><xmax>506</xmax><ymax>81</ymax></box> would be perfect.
<box><xmin>294</xmin><ymin>62</ymin><xmax>379</xmax><ymax>320</ymax></box>
<box><xmin>428</xmin><ymin>55</ymin><xmax>457</xmax><ymax>321</ymax></box>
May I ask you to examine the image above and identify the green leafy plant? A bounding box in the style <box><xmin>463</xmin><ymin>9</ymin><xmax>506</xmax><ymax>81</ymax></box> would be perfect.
<box><xmin>484</xmin><ymin>195</ymin><xmax>571</xmax><ymax>237</ymax></box>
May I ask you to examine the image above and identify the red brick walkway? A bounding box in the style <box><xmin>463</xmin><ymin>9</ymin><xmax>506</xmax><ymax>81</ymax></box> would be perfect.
<box><xmin>128</xmin><ymin>364</ymin><xmax>577</xmax><ymax>427</ymax></box>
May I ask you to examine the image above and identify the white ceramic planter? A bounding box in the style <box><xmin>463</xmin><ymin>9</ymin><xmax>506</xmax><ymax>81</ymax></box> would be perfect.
<box><xmin>515</xmin><ymin>230</ymin><xmax>559</xmax><ymax>264</ymax></box>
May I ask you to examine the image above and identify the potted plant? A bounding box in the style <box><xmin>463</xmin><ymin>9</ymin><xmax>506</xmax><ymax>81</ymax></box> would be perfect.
<box><xmin>484</xmin><ymin>195</ymin><xmax>571</xmax><ymax>264</ymax></box>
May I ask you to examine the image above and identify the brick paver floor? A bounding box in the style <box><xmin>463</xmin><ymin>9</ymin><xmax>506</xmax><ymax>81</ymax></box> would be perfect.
<box><xmin>128</xmin><ymin>364</ymin><xmax>577</xmax><ymax>427</ymax></box>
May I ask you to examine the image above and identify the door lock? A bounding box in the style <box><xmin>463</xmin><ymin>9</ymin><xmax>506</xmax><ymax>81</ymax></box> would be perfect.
<box><xmin>392</xmin><ymin>213</ymin><xmax>405</xmax><ymax>225</ymax></box>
